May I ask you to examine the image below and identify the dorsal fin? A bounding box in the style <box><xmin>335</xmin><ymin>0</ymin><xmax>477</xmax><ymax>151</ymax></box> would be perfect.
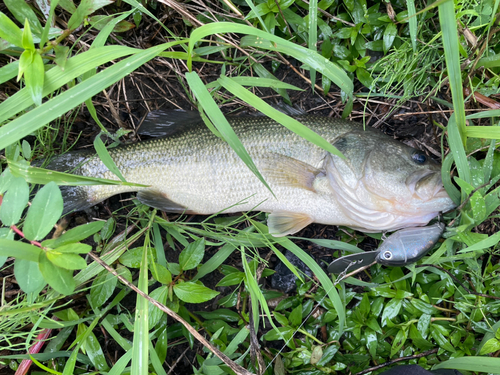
<box><xmin>138</xmin><ymin>110</ymin><xmax>203</xmax><ymax>137</ymax></box>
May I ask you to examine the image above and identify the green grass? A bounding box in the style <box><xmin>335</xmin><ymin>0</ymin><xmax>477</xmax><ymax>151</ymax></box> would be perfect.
<box><xmin>1</xmin><ymin>0</ymin><xmax>500</xmax><ymax>374</ymax></box>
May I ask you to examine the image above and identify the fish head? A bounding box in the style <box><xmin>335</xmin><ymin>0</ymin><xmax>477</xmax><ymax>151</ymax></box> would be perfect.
<box><xmin>325</xmin><ymin>129</ymin><xmax>456</xmax><ymax>231</ymax></box>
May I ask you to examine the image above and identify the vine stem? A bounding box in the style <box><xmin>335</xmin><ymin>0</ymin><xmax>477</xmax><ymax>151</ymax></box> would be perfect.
<box><xmin>10</xmin><ymin>225</ymin><xmax>43</xmax><ymax>248</ymax></box>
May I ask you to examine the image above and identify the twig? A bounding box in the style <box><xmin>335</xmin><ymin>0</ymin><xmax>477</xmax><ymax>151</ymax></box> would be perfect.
<box><xmin>355</xmin><ymin>348</ymin><xmax>439</xmax><ymax>375</ymax></box>
<box><xmin>87</xmin><ymin>252</ymin><xmax>255</xmax><ymax>375</ymax></box>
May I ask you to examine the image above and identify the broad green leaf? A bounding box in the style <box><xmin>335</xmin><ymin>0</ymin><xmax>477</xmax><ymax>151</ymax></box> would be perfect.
<box><xmin>179</xmin><ymin>238</ymin><xmax>205</xmax><ymax>271</ymax></box>
<box><xmin>25</xmin><ymin>52</ymin><xmax>45</xmax><ymax>106</ymax></box>
<box><xmin>383</xmin><ymin>23</ymin><xmax>397</xmax><ymax>53</ymax></box>
<box><xmin>22</xmin><ymin>19</ymin><xmax>34</xmax><ymax>50</ymax></box>
<box><xmin>479</xmin><ymin>338</ymin><xmax>500</xmax><ymax>355</ymax></box>
<box><xmin>216</xmin><ymin>272</ymin><xmax>245</xmax><ymax>287</ymax></box>
<box><xmin>21</xmin><ymin>140</ymin><xmax>32</xmax><ymax>160</ymax></box>
<box><xmin>151</xmin><ymin>263</ymin><xmax>172</xmax><ymax>284</ymax></box>
<box><xmin>431</xmin><ymin>324</ymin><xmax>456</xmax><ymax>352</ymax></box>
<box><xmin>4</xmin><ymin>0</ymin><xmax>43</xmax><ymax>34</ymax></box>
<box><xmin>90</xmin><ymin>271</ymin><xmax>118</xmax><ymax>308</ymax></box>
<box><xmin>0</xmin><ymin>11</ymin><xmax>23</xmax><ymax>47</ymax></box>
<box><xmin>477</xmin><ymin>53</ymin><xmax>500</xmax><ymax>68</ymax></box>
<box><xmin>196</xmin><ymin>309</ymin><xmax>241</xmax><ymax>322</ymax></box>
<box><xmin>148</xmin><ymin>286</ymin><xmax>168</xmax><ymax>328</ymax></box>
<box><xmin>288</xmin><ymin>305</ymin><xmax>303</xmax><ymax>327</ymax></box>
<box><xmin>0</xmin><ymin>176</ymin><xmax>29</xmax><ymax>226</ymax></box>
<box><xmin>381</xmin><ymin>298</ymin><xmax>402</xmax><ymax>326</ymax></box>
<box><xmin>390</xmin><ymin>328</ymin><xmax>407</xmax><ymax>357</ymax></box>
<box><xmin>24</xmin><ymin>181</ymin><xmax>63</xmax><ymax>241</ymax></box>
<box><xmin>42</xmin><ymin>221</ymin><xmax>105</xmax><ymax>248</ymax></box>
<box><xmin>0</xmin><ymin>239</ymin><xmax>41</xmax><ymax>262</ymax></box>
<box><xmin>120</xmin><ymin>247</ymin><xmax>151</xmax><ymax>268</ymax></box>
<box><xmin>356</xmin><ymin>68</ymin><xmax>373</xmax><ymax>88</ymax></box>
<box><xmin>39</xmin><ymin>251</ymin><xmax>75</xmax><ymax>295</ymax></box>
<box><xmin>14</xmin><ymin>259</ymin><xmax>46</xmax><ymax>293</ymax></box>
<box><xmin>192</xmin><ymin>243</ymin><xmax>236</xmax><ymax>282</ymax></box>
<box><xmin>47</xmin><ymin>251</ymin><xmax>87</xmax><ymax>270</ymax></box>
<box><xmin>79</xmin><ymin>323</ymin><xmax>110</xmax><ymax>371</ymax></box>
<box><xmin>173</xmin><ymin>282</ymin><xmax>219</xmax><ymax>303</ymax></box>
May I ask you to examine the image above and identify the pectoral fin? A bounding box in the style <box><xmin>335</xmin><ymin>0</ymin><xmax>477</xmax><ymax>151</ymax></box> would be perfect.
<box><xmin>268</xmin><ymin>212</ymin><xmax>313</xmax><ymax>237</ymax></box>
<box><xmin>137</xmin><ymin>190</ymin><xmax>192</xmax><ymax>213</ymax></box>
<box><xmin>263</xmin><ymin>154</ymin><xmax>321</xmax><ymax>192</ymax></box>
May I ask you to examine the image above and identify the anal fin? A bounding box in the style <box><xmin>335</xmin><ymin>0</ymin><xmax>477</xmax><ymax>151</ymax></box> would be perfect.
<box><xmin>268</xmin><ymin>212</ymin><xmax>313</xmax><ymax>237</ymax></box>
<box><xmin>137</xmin><ymin>190</ymin><xmax>191</xmax><ymax>213</ymax></box>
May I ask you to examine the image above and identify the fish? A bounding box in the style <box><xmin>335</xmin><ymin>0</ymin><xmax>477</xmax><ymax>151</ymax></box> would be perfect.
<box><xmin>46</xmin><ymin>110</ymin><xmax>456</xmax><ymax>237</ymax></box>
<box><xmin>327</xmin><ymin>222</ymin><xmax>445</xmax><ymax>274</ymax></box>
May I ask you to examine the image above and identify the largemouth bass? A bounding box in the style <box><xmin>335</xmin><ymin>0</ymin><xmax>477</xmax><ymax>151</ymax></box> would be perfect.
<box><xmin>48</xmin><ymin>111</ymin><xmax>456</xmax><ymax>236</ymax></box>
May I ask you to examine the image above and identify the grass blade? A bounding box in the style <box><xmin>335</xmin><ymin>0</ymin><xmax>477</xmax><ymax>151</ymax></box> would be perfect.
<box><xmin>438</xmin><ymin>0</ymin><xmax>466</xmax><ymax>144</ymax></box>
<box><xmin>433</xmin><ymin>357</ymin><xmax>500</xmax><ymax>374</ymax></box>
<box><xmin>185</xmin><ymin>71</ymin><xmax>274</xmax><ymax>195</ymax></box>
<box><xmin>0</xmin><ymin>43</ymin><xmax>171</xmax><ymax>151</ymax></box>
<box><xmin>465</xmin><ymin>126</ymin><xmax>500</xmax><ymax>139</ymax></box>
<box><xmin>8</xmin><ymin>161</ymin><xmax>147</xmax><ymax>187</ymax></box>
<box><xmin>0</xmin><ymin>45</ymin><xmax>140</xmax><ymax>124</ymax></box>
<box><xmin>406</xmin><ymin>0</ymin><xmax>418</xmax><ymax>52</ymax></box>
<box><xmin>308</xmin><ymin>0</ymin><xmax>318</xmax><ymax>91</ymax></box>
<box><xmin>131</xmin><ymin>242</ymin><xmax>150</xmax><ymax>375</ymax></box>
<box><xmin>447</xmin><ymin>114</ymin><xmax>471</xmax><ymax>184</ymax></box>
<box><xmin>277</xmin><ymin>237</ymin><xmax>345</xmax><ymax>334</ymax></box>
<box><xmin>187</xmin><ymin>22</ymin><xmax>353</xmax><ymax>99</ymax></box>
<box><xmin>466</xmin><ymin>109</ymin><xmax>500</xmax><ymax>119</ymax></box>
<box><xmin>218</xmin><ymin>76</ymin><xmax>345</xmax><ymax>158</ymax></box>
<box><xmin>94</xmin><ymin>135</ymin><xmax>126</xmax><ymax>182</ymax></box>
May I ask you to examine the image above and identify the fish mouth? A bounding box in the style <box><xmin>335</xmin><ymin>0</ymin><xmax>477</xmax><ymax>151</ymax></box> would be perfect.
<box><xmin>406</xmin><ymin>170</ymin><xmax>446</xmax><ymax>201</ymax></box>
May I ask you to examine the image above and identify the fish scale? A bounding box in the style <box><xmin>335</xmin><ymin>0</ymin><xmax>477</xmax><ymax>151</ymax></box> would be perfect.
<box><xmin>48</xmin><ymin>112</ymin><xmax>456</xmax><ymax>236</ymax></box>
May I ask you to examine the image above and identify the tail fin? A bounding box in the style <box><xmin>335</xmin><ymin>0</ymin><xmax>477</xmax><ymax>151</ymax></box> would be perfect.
<box><xmin>38</xmin><ymin>149</ymin><xmax>96</xmax><ymax>214</ymax></box>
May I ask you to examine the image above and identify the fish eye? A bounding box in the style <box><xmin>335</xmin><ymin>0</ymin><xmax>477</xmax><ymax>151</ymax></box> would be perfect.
<box><xmin>412</xmin><ymin>151</ymin><xmax>427</xmax><ymax>164</ymax></box>
<box><xmin>382</xmin><ymin>251</ymin><xmax>392</xmax><ymax>260</ymax></box>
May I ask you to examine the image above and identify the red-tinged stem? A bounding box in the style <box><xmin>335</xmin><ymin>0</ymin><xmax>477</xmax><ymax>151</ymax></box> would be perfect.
<box><xmin>0</xmin><ymin>194</ymin><xmax>3</xmax><ymax>206</ymax></box>
<box><xmin>10</xmin><ymin>225</ymin><xmax>43</xmax><ymax>248</ymax></box>
<box><xmin>15</xmin><ymin>327</ymin><xmax>53</xmax><ymax>375</ymax></box>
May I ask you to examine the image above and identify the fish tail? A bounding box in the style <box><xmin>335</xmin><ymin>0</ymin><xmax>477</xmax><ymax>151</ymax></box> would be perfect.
<box><xmin>38</xmin><ymin>149</ymin><xmax>97</xmax><ymax>214</ymax></box>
